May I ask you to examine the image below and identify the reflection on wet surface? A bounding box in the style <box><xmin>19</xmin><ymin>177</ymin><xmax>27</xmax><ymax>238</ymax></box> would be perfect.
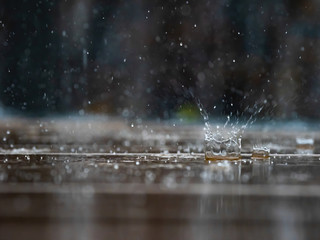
<box><xmin>1</xmin><ymin>153</ymin><xmax>320</xmax><ymax>185</ymax></box>
<box><xmin>1</xmin><ymin>118</ymin><xmax>320</xmax><ymax>240</ymax></box>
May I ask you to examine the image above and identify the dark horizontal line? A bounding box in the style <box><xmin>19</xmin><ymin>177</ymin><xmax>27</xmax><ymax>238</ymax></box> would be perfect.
<box><xmin>0</xmin><ymin>217</ymin><xmax>319</xmax><ymax>225</ymax></box>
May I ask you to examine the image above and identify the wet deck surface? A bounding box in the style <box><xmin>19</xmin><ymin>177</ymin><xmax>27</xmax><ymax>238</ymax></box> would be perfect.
<box><xmin>0</xmin><ymin>118</ymin><xmax>320</xmax><ymax>240</ymax></box>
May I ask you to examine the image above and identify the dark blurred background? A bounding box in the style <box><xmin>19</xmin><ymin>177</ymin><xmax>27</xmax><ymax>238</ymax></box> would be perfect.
<box><xmin>0</xmin><ymin>0</ymin><xmax>320</xmax><ymax>120</ymax></box>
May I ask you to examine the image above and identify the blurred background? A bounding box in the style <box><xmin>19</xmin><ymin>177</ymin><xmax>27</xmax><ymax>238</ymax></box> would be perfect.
<box><xmin>0</xmin><ymin>0</ymin><xmax>320</xmax><ymax>120</ymax></box>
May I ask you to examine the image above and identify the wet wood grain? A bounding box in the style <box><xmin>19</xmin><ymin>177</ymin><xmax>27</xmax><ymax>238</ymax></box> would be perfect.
<box><xmin>0</xmin><ymin>118</ymin><xmax>319</xmax><ymax>240</ymax></box>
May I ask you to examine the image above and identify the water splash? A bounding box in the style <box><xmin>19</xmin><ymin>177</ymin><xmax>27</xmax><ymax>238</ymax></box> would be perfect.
<box><xmin>296</xmin><ymin>137</ymin><xmax>314</xmax><ymax>154</ymax></box>
<box><xmin>251</xmin><ymin>146</ymin><xmax>270</xmax><ymax>159</ymax></box>
<box><xmin>196</xmin><ymin>99</ymin><xmax>263</xmax><ymax>160</ymax></box>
